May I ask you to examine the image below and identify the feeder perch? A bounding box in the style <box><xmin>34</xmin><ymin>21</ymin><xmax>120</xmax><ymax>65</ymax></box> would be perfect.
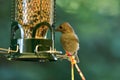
<box><xmin>0</xmin><ymin>0</ymin><xmax>62</xmax><ymax>62</ymax></box>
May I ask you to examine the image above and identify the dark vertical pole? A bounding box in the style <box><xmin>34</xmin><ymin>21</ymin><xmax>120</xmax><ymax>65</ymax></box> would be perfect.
<box><xmin>51</xmin><ymin>0</ymin><xmax>56</xmax><ymax>50</ymax></box>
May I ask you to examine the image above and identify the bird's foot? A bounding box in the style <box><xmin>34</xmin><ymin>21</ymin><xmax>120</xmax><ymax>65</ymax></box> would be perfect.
<box><xmin>56</xmin><ymin>54</ymin><xmax>69</xmax><ymax>60</ymax></box>
<box><xmin>66</xmin><ymin>51</ymin><xmax>72</xmax><ymax>56</ymax></box>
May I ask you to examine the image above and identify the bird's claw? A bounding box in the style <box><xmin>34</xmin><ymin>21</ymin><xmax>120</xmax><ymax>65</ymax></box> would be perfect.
<box><xmin>56</xmin><ymin>54</ymin><xmax>69</xmax><ymax>60</ymax></box>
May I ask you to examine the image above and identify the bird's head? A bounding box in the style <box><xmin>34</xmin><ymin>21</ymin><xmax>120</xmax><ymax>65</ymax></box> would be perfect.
<box><xmin>55</xmin><ymin>22</ymin><xmax>74</xmax><ymax>33</ymax></box>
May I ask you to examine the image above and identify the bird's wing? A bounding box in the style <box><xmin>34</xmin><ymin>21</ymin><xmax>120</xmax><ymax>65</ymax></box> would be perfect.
<box><xmin>61</xmin><ymin>33</ymin><xmax>79</xmax><ymax>44</ymax></box>
<box><xmin>70</xmin><ymin>33</ymin><xmax>79</xmax><ymax>43</ymax></box>
<box><xmin>61</xmin><ymin>33</ymin><xmax>80</xmax><ymax>52</ymax></box>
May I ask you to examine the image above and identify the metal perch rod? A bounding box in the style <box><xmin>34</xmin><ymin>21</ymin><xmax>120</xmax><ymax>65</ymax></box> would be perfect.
<box><xmin>0</xmin><ymin>45</ymin><xmax>19</xmax><ymax>53</ymax></box>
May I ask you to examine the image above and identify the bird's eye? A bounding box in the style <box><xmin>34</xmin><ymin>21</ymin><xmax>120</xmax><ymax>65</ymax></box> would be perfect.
<box><xmin>59</xmin><ymin>26</ymin><xmax>62</xmax><ymax>29</ymax></box>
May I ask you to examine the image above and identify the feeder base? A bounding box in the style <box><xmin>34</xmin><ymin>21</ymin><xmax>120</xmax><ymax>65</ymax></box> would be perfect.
<box><xmin>7</xmin><ymin>51</ymin><xmax>62</xmax><ymax>62</ymax></box>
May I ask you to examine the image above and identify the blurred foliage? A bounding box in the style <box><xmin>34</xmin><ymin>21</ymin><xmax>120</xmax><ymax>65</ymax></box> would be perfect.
<box><xmin>0</xmin><ymin>0</ymin><xmax>120</xmax><ymax>80</ymax></box>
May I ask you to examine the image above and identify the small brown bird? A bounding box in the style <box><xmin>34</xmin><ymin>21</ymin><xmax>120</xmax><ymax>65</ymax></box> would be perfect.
<box><xmin>56</xmin><ymin>22</ymin><xmax>80</xmax><ymax>63</ymax></box>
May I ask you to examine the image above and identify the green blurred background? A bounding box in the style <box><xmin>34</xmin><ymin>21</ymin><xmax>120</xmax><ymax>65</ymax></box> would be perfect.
<box><xmin>0</xmin><ymin>0</ymin><xmax>120</xmax><ymax>80</ymax></box>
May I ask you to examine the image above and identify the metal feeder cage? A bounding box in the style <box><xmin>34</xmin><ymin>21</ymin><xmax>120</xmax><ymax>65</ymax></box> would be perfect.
<box><xmin>6</xmin><ymin>0</ymin><xmax>62</xmax><ymax>62</ymax></box>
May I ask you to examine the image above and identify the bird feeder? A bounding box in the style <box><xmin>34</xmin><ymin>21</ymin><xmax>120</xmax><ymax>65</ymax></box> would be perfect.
<box><xmin>0</xmin><ymin>1</ymin><xmax>86</xmax><ymax>80</ymax></box>
<box><xmin>0</xmin><ymin>0</ymin><xmax>62</xmax><ymax>62</ymax></box>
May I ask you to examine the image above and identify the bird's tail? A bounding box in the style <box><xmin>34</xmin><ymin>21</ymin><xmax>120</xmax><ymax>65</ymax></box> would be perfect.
<box><xmin>75</xmin><ymin>54</ymin><xmax>80</xmax><ymax>63</ymax></box>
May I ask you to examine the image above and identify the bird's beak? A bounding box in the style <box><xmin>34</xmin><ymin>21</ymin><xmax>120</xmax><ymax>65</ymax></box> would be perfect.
<box><xmin>55</xmin><ymin>27</ymin><xmax>59</xmax><ymax>32</ymax></box>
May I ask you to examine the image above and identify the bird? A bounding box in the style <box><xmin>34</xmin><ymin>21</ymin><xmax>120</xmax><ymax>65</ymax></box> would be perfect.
<box><xmin>55</xmin><ymin>22</ymin><xmax>80</xmax><ymax>63</ymax></box>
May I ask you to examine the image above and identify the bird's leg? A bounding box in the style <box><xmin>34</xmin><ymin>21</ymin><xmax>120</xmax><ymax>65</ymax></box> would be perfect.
<box><xmin>56</xmin><ymin>51</ymin><xmax>71</xmax><ymax>60</ymax></box>
<box><xmin>65</xmin><ymin>51</ymin><xmax>76</xmax><ymax>64</ymax></box>
<box><xmin>66</xmin><ymin>51</ymin><xmax>72</xmax><ymax>56</ymax></box>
